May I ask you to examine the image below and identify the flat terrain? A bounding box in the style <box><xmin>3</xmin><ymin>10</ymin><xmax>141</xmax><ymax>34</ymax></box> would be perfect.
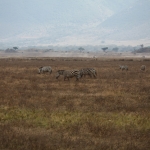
<box><xmin>1</xmin><ymin>50</ymin><xmax>150</xmax><ymax>58</ymax></box>
<box><xmin>0</xmin><ymin>57</ymin><xmax>150</xmax><ymax>150</ymax></box>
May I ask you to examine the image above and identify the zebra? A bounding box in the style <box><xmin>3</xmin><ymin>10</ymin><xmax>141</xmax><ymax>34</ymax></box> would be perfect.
<box><xmin>140</xmin><ymin>65</ymin><xmax>146</xmax><ymax>71</ymax></box>
<box><xmin>56</xmin><ymin>70</ymin><xmax>81</xmax><ymax>81</ymax></box>
<box><xmin>38</xmin><ymin>66</ymin><xmax>52</xmax><ymax>74</ymax></box>
<box><xmin>80</xmin><ymin>68</ymin><xmax>97</xmax><ymax>78</ymax></box>
<box><xmin>119</xmin><ymin>65</ymin><xmax>128</xmax><ymax>71</ymax></box>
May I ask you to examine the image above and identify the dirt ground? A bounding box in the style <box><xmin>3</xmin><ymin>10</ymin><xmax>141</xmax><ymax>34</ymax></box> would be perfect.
<box><xmin>0</xmin><ymin>50</ymin><xmax>150</xmax><ymax>59</ymax></box>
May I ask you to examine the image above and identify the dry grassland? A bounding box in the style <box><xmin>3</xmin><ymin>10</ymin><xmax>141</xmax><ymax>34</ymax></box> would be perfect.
<box><xmin>0</xmin><ymin>57</ymin><xmax>150</xmax><ymax>150</ymax></box>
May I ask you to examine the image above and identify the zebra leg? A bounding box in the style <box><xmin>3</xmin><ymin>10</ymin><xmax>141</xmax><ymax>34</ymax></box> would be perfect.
<box><xmin>64</xmin><ymin>76</ymin><xmax>66</xmax><ymax>81</ymax></box>
<box><xmin>76</xmin><ymin>76</ymin><xmax>79</xmax><ymax>81</ymax></box>
<box><xmin>56</xmin><ymin>74</ymin><xmax>60</xmax><ymax>79</ymax></box>
<box><xmin>77</xmin><ymin>74</ymin><xmax>81</xmax><ymax>81</ymax></box>
<box><xmin>93</xmin><ymin>73</ymin><xmax>97</xmax><ymax>78</ymax></box>
<box><xmin>83</xmin><ymin>74</ymin><xmax>86</xmax><ymax>78</ymax></box>
<box><xmin>89</xmin><ymin>73</ymin><xmax>92</xmax><ymax>78</ymax></box>
<box><xmin>64</xmin><ymin>76</ymin><xmax>69</xmax><ymax>81</ymax></box>
<box><xmin>93</xmin><ymin>71</ymin><xmax>97</xmax><ymax>78</ymax></box>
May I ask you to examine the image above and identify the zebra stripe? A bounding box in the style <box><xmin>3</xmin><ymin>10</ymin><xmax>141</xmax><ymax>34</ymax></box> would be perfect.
<box><xmin>80</xmin><ymin>68</ymin><xmax>97</xmax><ymax>78</ymax></box>
<box><xmin>56</xmin><ymin>69</ymin><xmax>81</xmax><ymax>81</ymax></box>
<box><xmin>119</xmin><ymin>65</ymin><xmax>128</xmax><ymax>71</ymax></box>
<box><xmin>38</xmin><ymin>66</ymin><xmax>52</xmax><ymax>74</ymax></box>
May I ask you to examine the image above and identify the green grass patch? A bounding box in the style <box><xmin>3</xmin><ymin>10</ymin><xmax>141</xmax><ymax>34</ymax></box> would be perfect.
<box><xmin>1</xmin><ymin>106</ymin><xmax>150</xmax><ymax>132</ymax></box>
<box><xmin>0</xmin><ymin>106</ymin><xmax>50</xmax><ymax>127</ymax></box>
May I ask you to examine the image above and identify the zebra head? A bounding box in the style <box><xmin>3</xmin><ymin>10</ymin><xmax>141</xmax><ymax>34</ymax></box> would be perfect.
<box><xmin>77</xmin><ymin>74</ymin><xmax>82</xmax><ymax>80</ymax></box>
<box><xmin>140</xmin><ymin>65</ymin><xmax>146</xmax><ymax>71</ymax></box>
<box><xmin>119</xmin><ymin>65</ymin><xmax>122</xmax><ymax>69</ymax></box>
<box><xmin>38</xmin><ymin>67</ymin><xmax>43</xmax><ymax>74</ymax></box>
<box><xmin>79</xmin><ymin>69</ymin><xmax>84</xmax><ymax>78</ymax></box>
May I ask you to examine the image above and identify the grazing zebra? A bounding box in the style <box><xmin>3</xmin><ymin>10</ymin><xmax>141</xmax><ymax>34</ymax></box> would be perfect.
<box><xmin>38</xmin><ymin>66</ymin><xmax>52</xmax><ymax>74</ymax></box>
<box><xmin>56</xmin><ymin>70</ymin><xmax>81</xmax><ymax>81</ymax></box>
<box><xmin>140</xmin><ymin>65</ymin><xmax>146</xmax><ymax>71</ymax></box>
<box><xmin>56</xmin><ymin>70</ymin><xmax>65</xmax><ymax>79</ymax></box>
<box><xmin>80</xmin><ymin>68</ymin><xmax>97</xmax><ymax>78</ymax></box>
<box><xmin>119</xmin><ymin>65</ymin><xmax>128</xmax><ymax>71</ymax></box>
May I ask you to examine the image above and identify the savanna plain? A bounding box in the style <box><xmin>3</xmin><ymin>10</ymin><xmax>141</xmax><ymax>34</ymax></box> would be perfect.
<box><xmin>0</xmin><ymin>57</ymin><xmax>150</xmax><ymax>150</ymax></box>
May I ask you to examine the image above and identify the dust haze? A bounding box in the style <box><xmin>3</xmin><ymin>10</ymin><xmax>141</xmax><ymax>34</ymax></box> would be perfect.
<box><xmin>0</xmin><ymin>50</ymin><xmax>150</xmax><ymax>59</ymax></box>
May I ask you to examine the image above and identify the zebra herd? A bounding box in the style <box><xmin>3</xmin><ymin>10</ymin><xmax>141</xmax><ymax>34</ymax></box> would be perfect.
<box><xmin>38</xmin><ymin>66</ymin><xmax>97</xmax><ymax>81</ymax></box>
<box><xmin>119</xmin><ymin>65</ymin><xmax>146</xmax><ymax>71</ymax></box>
<box><xmin>38</xmin><ymin>65</ymin><xmax>146</xmax><ymax>81</ymax></box>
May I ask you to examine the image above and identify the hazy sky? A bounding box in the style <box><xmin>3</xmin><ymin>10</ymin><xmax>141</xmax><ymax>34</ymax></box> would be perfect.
<box><xmin>1</xmin><ymin>0</ymin><xmax>150</xmax><ymax>47</ymax></box>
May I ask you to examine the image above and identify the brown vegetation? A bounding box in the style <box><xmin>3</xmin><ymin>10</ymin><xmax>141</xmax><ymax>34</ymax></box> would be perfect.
<box><xmin>0</xmin><ymin>58</ymin><xmax>150</xmax><ymax>150</ymax></box>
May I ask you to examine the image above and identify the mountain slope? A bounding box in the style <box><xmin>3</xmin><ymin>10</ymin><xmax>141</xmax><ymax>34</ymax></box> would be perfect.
<box><xmin>94</xmin><ymin>0</ymin><xmax>150</xmax><ymax>40</ymax></box>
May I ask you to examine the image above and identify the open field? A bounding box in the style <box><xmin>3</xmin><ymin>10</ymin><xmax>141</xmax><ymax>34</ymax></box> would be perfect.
<box><xmin>0</xmin><ymin>57</ymin><xmax>150</xmax><ymax>150</ymax></box>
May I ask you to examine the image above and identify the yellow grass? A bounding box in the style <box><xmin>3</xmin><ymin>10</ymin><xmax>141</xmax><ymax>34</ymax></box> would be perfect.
<box><xmin>0</xmin><ymin>58</ymin><xmax>150</xmax><ymax>150</ymax></box>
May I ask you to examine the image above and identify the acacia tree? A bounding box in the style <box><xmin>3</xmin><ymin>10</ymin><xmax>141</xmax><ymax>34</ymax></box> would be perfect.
<box><xmin>102</xmin><ymin>47</ymin><xmax>108</xmax><ymax>52</ymax></box>
<box><xmin>13</xmin><ymin>47</ymin><xmax>18</xmax><ymax>50</ymax></box>
<box><xmin>140</xmin><ymin>44</ymin><xmax>144</xmax><ymax>48</ymax></box>
<box><xmin>78</xmin><ymin>47</ymin><xmax>85</xmax><ymax>52</ymax></box>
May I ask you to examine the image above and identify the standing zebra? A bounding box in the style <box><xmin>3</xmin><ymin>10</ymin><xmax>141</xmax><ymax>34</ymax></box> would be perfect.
<box><xmin>119</xmin><ymin>65</ymin><xmax>128</xmax><ymax>71</ymax></box>
<box><xmin>38</xmin><ymin>66</ymin><xmax>52</xmax><ymax>74</ymax></box>
<box><xmin>140</xmin><ymin>65</ymin><xmax>146</xmax><ymax>71</ymax></box>
<box><xmin>80</xmin><ymin>68</ymin><xmax>97</xmax><ymax>78</ymax></box>
<box><xmin>56</xmin><ymin>69</ymin><xmax>81</xmax><ymax>81</ymax></box>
